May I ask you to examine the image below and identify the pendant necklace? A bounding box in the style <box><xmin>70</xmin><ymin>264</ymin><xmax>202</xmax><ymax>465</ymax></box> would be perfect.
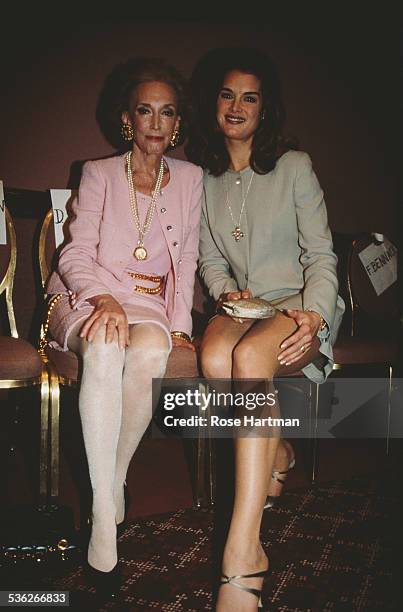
<box><xmin>223</xmin><ymin>170</ymin><xmax>254</xmax><ymax>241</ymax></box>
<box><xmin>126</xmin><ymin>150</ymin><xmax>164</xmax><ymax>260</ymax></box>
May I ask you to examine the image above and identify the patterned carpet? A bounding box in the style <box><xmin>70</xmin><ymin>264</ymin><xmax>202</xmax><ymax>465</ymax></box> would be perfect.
<box><xmin>1</xmin><ymin>478</ymin><xmax>398</xmax><ymax>611</ymax></box>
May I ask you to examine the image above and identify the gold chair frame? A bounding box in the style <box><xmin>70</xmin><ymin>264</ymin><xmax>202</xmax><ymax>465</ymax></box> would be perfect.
<box><xmin>38</xmin><ymin>209</ymin><xmax>78</xmax><ymax>503</ymax></box>
<box><xmin>0</xmin><ymin>207</ymin><xmax>50</xmax><ymax>506</ymax></box>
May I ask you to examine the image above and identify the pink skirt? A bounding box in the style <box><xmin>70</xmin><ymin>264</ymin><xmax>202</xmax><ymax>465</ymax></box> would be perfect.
<box><xmin>48</xmin><ymin>292</ymin><xmax>172</xmax><ymax>352</ymax></box>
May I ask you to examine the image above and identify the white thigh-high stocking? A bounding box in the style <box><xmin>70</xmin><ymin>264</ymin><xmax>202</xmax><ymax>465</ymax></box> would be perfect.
<box><xmin>67</xmin><ymin>322</ymin><xmax>125</xmax><ymax>572</ymax></box>
<box><xmin>113</xmin><ymin>323</ymin><xmax>170</xmax><ymax>524</ymax></box>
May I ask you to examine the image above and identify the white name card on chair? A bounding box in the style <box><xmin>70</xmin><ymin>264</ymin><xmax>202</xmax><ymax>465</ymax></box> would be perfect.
<box><xmin>0</xmin><ymin>180</ymin><xmax>6</xmax><ymax>245</ymax></box>
<box><xmin>50</xmin><ymin>189</ymin><xmax>72</xmax><ymax>248</ymax></box>
<box><xmin>358</xmin><ymin>238</ymin><xmax>397</xmax><ymax>296</ymax></box>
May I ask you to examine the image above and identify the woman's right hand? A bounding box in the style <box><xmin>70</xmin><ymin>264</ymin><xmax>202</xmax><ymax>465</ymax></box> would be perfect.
<box><xmin>216</xmin><ymin>288</ymin><xmax>252</xmax><ymax>310</ymax></box>
<box><xmin>216</xmin><ymin>289</ymin><xmax>252</xmax><ymax>322</ymax></box>
<box><xmin>79</xmin><ymin>294</ymin><xmax>129</xmax><ymax>349</ymax></box>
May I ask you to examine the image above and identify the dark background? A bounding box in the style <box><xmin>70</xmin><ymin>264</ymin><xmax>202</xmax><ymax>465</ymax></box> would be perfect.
<box><xmin>0</xmin><ymin>11</ymin><xmax>401</xmax><ymax>234</ymax></box>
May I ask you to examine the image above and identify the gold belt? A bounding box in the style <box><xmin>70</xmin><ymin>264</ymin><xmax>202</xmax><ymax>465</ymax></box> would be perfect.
<box><xmin>127</xmin><ymin>271</ymin><xmax>164</xmax><ymax>295</ymax></box>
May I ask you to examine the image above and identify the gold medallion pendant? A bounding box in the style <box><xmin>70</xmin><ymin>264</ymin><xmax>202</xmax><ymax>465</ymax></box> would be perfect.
<box><xmin>126</xmin><ymin>150</ymin><xmax>165</xmax><ymax>261</ymax></box>
<box><xmin>133</xmin><ymin>245</ymin><xmax>148</xmax><ymax>261</ymax></box>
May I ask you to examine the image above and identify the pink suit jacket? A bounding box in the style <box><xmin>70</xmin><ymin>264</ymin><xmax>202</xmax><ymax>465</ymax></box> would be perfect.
<box><xmin>47</xmin><ymin>153</ymin><xmax>203</xmax><ymax>336</ymax></box>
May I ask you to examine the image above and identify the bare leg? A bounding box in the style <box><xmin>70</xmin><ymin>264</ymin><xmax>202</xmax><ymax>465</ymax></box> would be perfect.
<box><xmin>202</xmin><ymin>312</ymin><xmax>318</xmax><ymax>611</ymax></box>
<box><xmin>67</xmin><ymin>320</ymin><xmax>124</xmax><ymax>572</ymax></box>
<box><xmin>267</xmin><ymin>439</ymin><xmax>295</xmax><ymax>498</ymax></box>
<box><xmin>266</xmin><ymin>336</ymin><xmax>320</xmax><ymax>499</ymax></box>
<box><xmin>113</xmin><ymin>323</ymin><xmax>170</xmax><ymax>523</ymax></box>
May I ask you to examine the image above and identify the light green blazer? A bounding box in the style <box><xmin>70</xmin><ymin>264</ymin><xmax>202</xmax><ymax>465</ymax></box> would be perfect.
<box><xmin>198</xmin><ymin>150</ymin><xmax>345</xmax><ymax>383</ymax></box>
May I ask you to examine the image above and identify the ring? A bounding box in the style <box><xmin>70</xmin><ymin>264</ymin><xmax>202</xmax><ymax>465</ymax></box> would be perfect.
<box><xmin>301</xmin><ymin>345</ymin><xmax>306</xmax><ymax>353</ymax></box>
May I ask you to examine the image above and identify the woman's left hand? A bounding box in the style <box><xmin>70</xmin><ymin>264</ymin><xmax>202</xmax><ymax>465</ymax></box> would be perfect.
<box><xmin>277</xmin><ymin>309</ymin><xmax>322</xmax><ymax>365</ymax></box>
<box><xmin>172</xmin><ymin>336</ymin><xmax>196</xmax><ymax>352</ymax></box>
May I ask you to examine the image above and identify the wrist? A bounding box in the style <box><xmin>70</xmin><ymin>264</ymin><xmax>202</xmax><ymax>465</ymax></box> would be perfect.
<box><xmin>306</xmin><ymin>309</ymin><xmax>327</xmax><ymax>333</ymax></box>
<box><xmin>171</xmin><ymin>330</ymin><xmax>192</xmax><ymax>344</ymax></box>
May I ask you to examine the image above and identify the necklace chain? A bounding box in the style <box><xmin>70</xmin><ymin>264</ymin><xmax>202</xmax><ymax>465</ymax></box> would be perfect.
<box><xmin>223</xmin><ymin>171</ymin><xmax>255</xmax><ymax>241</ymax></box>
<box><xmin>126</xmin><ymin>151</ymin><xmax>164</xmax><ymax>260</ymax></box>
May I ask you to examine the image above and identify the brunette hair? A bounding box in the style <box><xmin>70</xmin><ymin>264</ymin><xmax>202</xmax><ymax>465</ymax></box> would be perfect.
<box><xmin>96</xmin><ymin>57</ymin><xmax>188</xmax><ymax>150</ymax></box>
<box><xmin>185</xmin><ymin>47</ymin><xmax>297</xmax><ymax>175</ymax></box>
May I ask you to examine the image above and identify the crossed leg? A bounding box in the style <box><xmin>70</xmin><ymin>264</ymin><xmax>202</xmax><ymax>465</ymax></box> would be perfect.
<box><xmin>201</xmin><ymin>311</ymin><xmax>319</xmax><ymax>611</ymax></box>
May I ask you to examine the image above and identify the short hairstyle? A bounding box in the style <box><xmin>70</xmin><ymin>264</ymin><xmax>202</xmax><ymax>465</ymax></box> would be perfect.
<box><xmin>96</xmin><ymin>57</ymin><xmax>188</xmax><ymax>150</ymax></box>
<box><xmin>185</xmin><ymin>47</ymin><xmax>297</xmax><ymax>175</ymax></box>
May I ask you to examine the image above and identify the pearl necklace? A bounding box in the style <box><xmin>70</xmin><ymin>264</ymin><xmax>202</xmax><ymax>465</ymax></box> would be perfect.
<box><xmin>223</xmin><ymin>170</ymin><xmax>255</xmax><ymax>241</ymax></box>
<box><xmin>126</xmin><ymin>151</ymin><xmax>164</xmax><ymax>260</ymax></box>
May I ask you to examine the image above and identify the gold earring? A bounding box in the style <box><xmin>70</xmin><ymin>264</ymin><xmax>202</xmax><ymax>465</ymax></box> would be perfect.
<box><xmin>170</xmin><ymin>129</ymin><xmax>179</xmax><ymax>147</ymax></box>
<box><xmin>121</xmin><ymin>122</ymin><xmax>134</xmax><ymax>142</ymax></box>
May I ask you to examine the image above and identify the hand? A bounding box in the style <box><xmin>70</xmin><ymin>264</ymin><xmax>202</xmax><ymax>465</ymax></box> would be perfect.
<box><xmin>277</xmin><ymin>309</ymin><xmax>322</xmax><ymax>366</ymax></box>
<box><xmin>79</xmin><ymin>294</ymin><xmax>129</xmax><ymax>349</ymax></box>
<box><xmin>216</xmin><ymin>288</ymin><xmax>252</xmax><ymax>323</ymax></box>
<box><xmin>172</xmin><ymin>336</ymin><xmax>196</xmax><ymax>352</ymax></box>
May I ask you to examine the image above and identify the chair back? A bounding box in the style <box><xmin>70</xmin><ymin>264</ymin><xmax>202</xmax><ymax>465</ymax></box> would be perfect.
<box><xmin>38</xmin><ymin>205</ymin><xmax>73</xmax><ymax>357</ymax></box>
<box><xmin>348</xmin><ymin>233</ymin><xmax>399</xmax><ymax>336</ymax></box>
<box><xmin>332</xmin><ymin>231</ymin><xmax>356</xmax><ymax>336</ymax></box>
<box><xmin>39</xmin><ymin>209</ymin><xmax>56</xmax><ymax>289</ymax></box>
<box><xmin>0</xmin><ymin>207</ymin><xmax>18</xmax><ymax>338</ymax></box>
<box><xmin>39</xmin><ymin>190</ymin><xmax>76</xmax><ymax>288</ymax></box>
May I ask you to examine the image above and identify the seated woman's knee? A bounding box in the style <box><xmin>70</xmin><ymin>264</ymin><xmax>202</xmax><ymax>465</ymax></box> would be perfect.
<box><xmin>232</xmin><ymin>338</ymin><xmax>278</xmax><ymax>377</ymax></box>
<box><xmin>200</xmin><ymin>340</ymin><xmax>232</xmax><ymax>379</ymax></box>
<box><xmin>81</xmin><ymin>329</ymin><xmax>124</xmax><ymax>374</ymax></box>
<box><xmin>131</xmin><ymin>322</ymin><xmax>169</xmax><ymax>347</ymax></box>
<box><xmin>125</xmin><ymin>324</ymin><xmax>170</xmax><ymax>374</ymax></box>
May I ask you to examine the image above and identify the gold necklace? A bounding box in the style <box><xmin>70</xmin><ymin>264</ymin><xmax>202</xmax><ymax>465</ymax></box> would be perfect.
<box><xmin>126</xmin><ymin>151</ymin><xmax>165</xmax><ymax>260</ymax></box>
<box><xmin>223</xmin><ymin>171</ymin><xmax>255</xmax><ymax>241</ymax></box>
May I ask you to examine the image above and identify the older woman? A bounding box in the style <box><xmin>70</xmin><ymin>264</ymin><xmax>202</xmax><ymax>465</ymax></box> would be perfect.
<box><xmin>46</xmin><ymin>57</ymin><xmax>202</xmax><ymax>599</ymax></box>
<box><xmin>186</xmin><ymin>47</ymin><xmax>344</xmax><ymax>610</ymax></box>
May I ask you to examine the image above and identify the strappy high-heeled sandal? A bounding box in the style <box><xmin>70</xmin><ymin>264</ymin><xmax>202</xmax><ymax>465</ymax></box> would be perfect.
<box><xmin>220</xmin><ymin>568</ymin><xmax>269</xmax><ymax>608</ymax></box>
<box><xmin>264</xmin><ymin>456</ymin><xmax>296</xmax><ymax>509</ymax></box>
